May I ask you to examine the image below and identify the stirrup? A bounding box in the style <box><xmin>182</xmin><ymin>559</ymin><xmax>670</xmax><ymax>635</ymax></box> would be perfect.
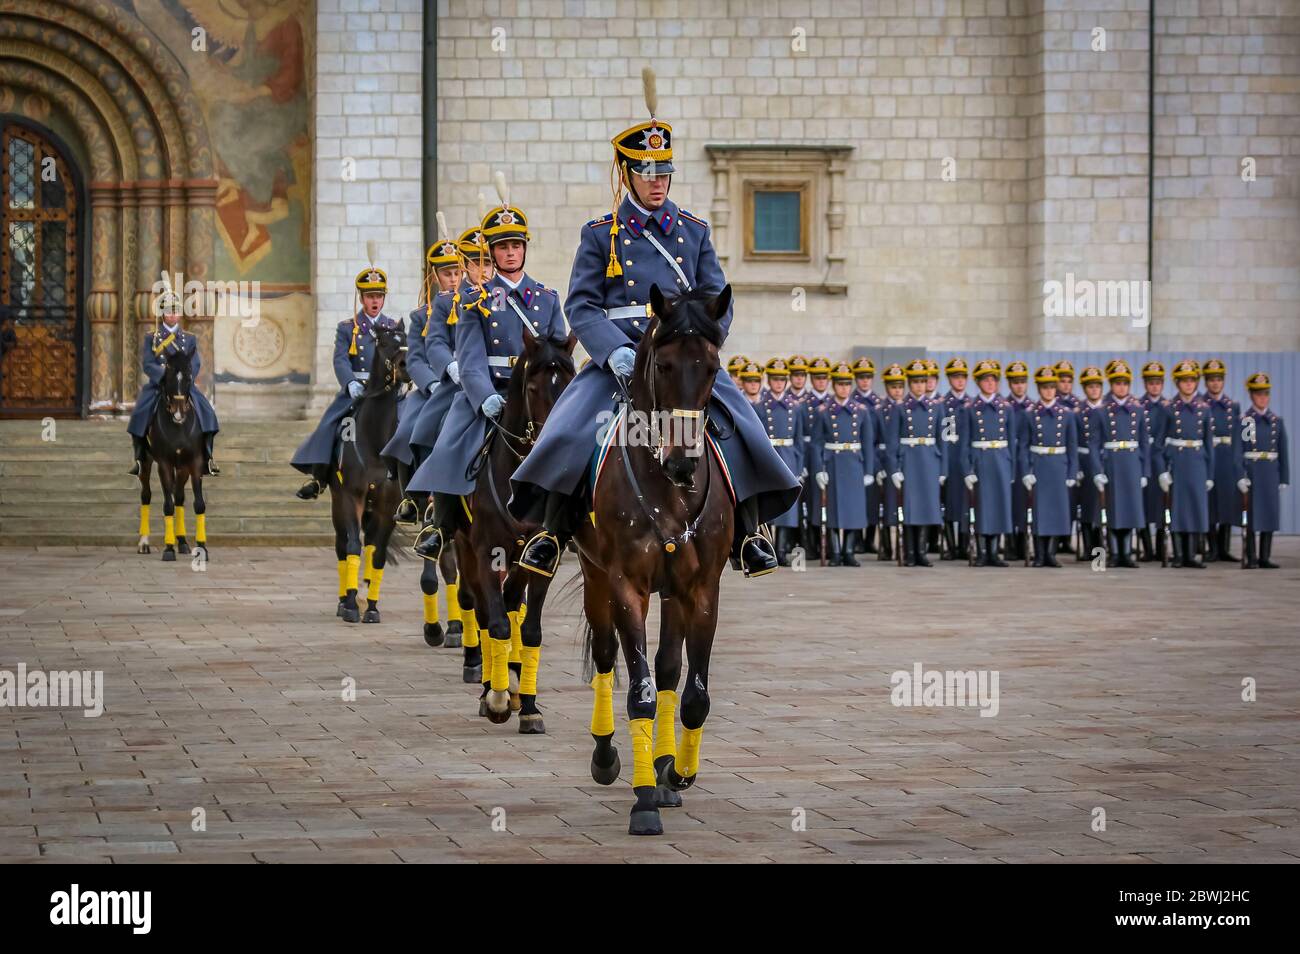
<box><xmin>395</xmin><ymin>497</ymin><xmax>418</xmax><ymax>524</ymax></box>
<box><xmin>127</xmin><ymin>460</ymin><xmax>142</xmax><ymax>477</ymax></box>
<box><xmin>295</xmin><ymin>478</ymin><xmax>324</xmax><ymax>500</ymax></box>
<box><xmin>740</xmin><ymin>533</ymin><xmax>778</xmax><ymax>579</ymax></box>
<box><xmin>205</xmin><ymin>459</ymin><xmax>220</xmax><ymax>477</ymax></box>
<box><xmin>423</xmin><ymin>499</ymin><xmax>437</xmax><ymax>523</ymax></box>
<box><xmin>412</xmin><ymin>525</ymin><xmax>445</xmax><ymax>561</ymax></box>
<box><xmin>519</xmin><ymin>531</ymin><xmax>561</xmax><ymax>577</ymax></box>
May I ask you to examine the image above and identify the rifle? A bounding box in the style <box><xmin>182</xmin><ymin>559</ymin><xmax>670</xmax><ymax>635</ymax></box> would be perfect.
<box><xmin>938</xmin><ymin>495</ymin><xmax>947</xmax><ymax>560</ymax></box>
<box><xmin>1241</xmin><ymin>486</ymin><xmax>1254</xmax><ymax>569</ymax></box>
<box><xmin>820</xmin><ymin>486</ymin><xmax>829</xmax><ymax>569</ymax></box>
<box><xmin>896</xmin><ymin>476</ymin><xmax>905</xmax><ymax>567</ymax></box>
<box><xmin>1025</xmin><ymin>483</ymin><xmax>1035</xmax><ymax>567</ymax></box>
<box><xmin>1161</xmin><ymin>488</ymin><xmax>1172</xmax><ymax>567</ymax></box>
<box><xmin>967</xmin><ymin>479</ymin><xmax>978</xmax><ymax>567</ymax></box>
<box><xmin>1099</xmin><ymin>482</ymin><xmax>1109</xmax><ymax>567</ymax></box>
<box><xmin>1074</xmin><ymin>500</ymin><xmax>1085</xmax><ymax>562</ymax></box>
<box><xmin>877</xmin><ymin>485</ymin><xmax>888</xmax><ymax>561</ymax></box>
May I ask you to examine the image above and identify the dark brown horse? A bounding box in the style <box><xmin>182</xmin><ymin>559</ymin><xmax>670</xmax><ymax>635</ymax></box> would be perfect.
<box><xmin>573</xmin><ymin>284</ymin><xmax>734</xmax><ymax>836</ymax></box>
<box><xmin>136</xmin><ymin>348</ymin><xmax>209</xmax><ymax>562</ymax></box>
<box><xmin>454</xmin><ymin>330</ymin><xmax>576</xmax><ymax>730</ymax></box>
<box><xmin>331</xmin><ymin>324</ymin><xmax>408</xmax><ymax>623</ymax></box>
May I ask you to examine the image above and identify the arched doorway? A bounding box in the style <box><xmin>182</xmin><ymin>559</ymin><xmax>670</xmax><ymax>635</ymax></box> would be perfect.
<box><xmin>0</xmin><ymin>117</ymin><xmax>83</xmax><ymax>418</ymax></box>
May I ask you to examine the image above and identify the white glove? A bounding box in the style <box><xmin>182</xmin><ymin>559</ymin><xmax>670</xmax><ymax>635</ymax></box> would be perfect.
<box><xmin>863</xmin><ymin>473</ymin><xmax>874</xmax><ymax>487</ymax></box>
<box><xmin>481</xmin><ymin>393</ymin><xmax>505</xmax><ymax>418</ymax></box>
<box><xmin>1158</xmin><ymin>471</ymin><xmax>1173</xmax><ymax>492</ymax></box>
<box><xmin>427</xmin><ymin>380</ymin><xmax>439</xmax><ymax>394</ymax></box>
<box><xmin>446</xmin><ymin>360</ymin><xmax>460</xmax><ymax>385</ymax></box>
<box><xmin>1076</xmin><ymin>470</ymin><xmax>1084</xmax><ymax>482</ymax></box>
<box><xmin>876</xmin><ymin>470</ymin><xmax>887</xmax><ymax>483</ymax></box>
<box><xmin>1140</xmin><ymin>476</ymin><xmax>1148</xmax><ymax>488</ymax></box>
<box><xmin>1066</xmin><ymin>478</ymin><xmax>1077</xmax><ymax>488</ymax></box>
<box><xmin>964</xmin><ymin>474</ymin><xmax>978</xmax><ymax>490</ymax></box>
<box><xmin>1237</xmin><ymin>477</ymin><xmax>1251</xmax><ymax>493</ymax></box>
<box><xmin>347</xmin><ymin>380</ymin><xmax>364</xmax><ymax>399</ymax></box>
<box><xmin>939</xmin><ymin>475</ymin><xmax>947</xmax><ymax>486</ymax></box>
<box><xmin>1206</xmin><ymin>479</ymin><xmax>1214</xmax><ymax>491</ymax></box>
<box><xmin>1093</xmin><ymin>473</ymin><xmax>1108</xmax><ymax>491</ymax></box>
<box><xmin>1022</xmin><ymin>474</ymin><xmax>1036</xmax><ymax>490</ymax></box>
<box><xmin>1281</xmin><ymin>484</ymin><xmax>1289</xmax><ymax>491</ymax></box>
<box><xmin>608</xmin><ymin>346</ymin><xmax>636</xmax><ymax>378</ymax></box>
<box><xmin>891</xmin><ymin>472</ymin><xmax>904</xmax><ymax>489</ymax></box>
<box><xmin>815</xmin><ymin>472</ymin><xmax>829</xmax><ymax>489</ymax></box>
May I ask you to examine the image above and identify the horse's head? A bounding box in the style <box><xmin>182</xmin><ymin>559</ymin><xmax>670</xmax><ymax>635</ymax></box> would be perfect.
<box><xmin>370</xmin><ymin>323</ymin><xmax>409</xmax><ymax>394</ymax></box>
<box><xmin>161</xmin><ymin>346</ymin><xmax>192</xmax><ymax>423</ymax></box>
<box><xmin>512</xmin><ymin>330</ymin><xmax>577</xmax><ymax>443</ymax></box>
<box><xmin>636</xmin><ymin>283</ymin><xmax>729</xmax><ymax>487</ymax></box>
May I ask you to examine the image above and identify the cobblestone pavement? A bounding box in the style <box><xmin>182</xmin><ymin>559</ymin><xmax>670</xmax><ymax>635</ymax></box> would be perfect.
<box><xmin>2</xmin><ymin>541</ymin><xmax>1298</xmax><ymax>863</ymax></box>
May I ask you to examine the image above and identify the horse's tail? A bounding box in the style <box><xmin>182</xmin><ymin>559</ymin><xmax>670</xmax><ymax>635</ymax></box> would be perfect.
<box><xmin>569</xmin><ymin>572</ymin><xmax>620</xmax><ymax>687</ymax></box>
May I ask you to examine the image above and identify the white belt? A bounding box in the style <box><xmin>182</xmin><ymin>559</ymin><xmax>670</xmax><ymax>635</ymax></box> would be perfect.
<box><xmin>1077</xmin><ymin>447</ymin><xmax>1090</xmax><ymax>455</ymax></box>
<box><xmin>353</xmin><ymin>372</ymin><xmax>370</xmax><ymax>381</ymax></box>
<box><xmin>1165</xmin><ymin>438</ymin><xmax>1201</xmax><ymax>449</ymax></box>
<box><xmin>971</xmin><ymin>440</ymin><xmax>1007</xmax><ymax>449</ymax></box>
<box><xmin>876</xmin><ymin>443</ymin><xmax>886</xmax><ymax>450</ymax></box>
<box><xmin>1104</xmin><ymin>440</ymin><xmax>1138</xmax><ymax>450</ymax></box>
<box><xmin>606</xmin><ymin>305</ymin><xmax>649</xmax><ymax>321</ymax></box>
<box><xmin>1244</xmin><ymin>451</ymin><xmax>1278</xmax><ymax>461</ymax></box>
<box><xmin>943</xmin><ymin>435</ymin><xmax>959</xmax><ymax>443</ymax></box>
<box><xmin>770</xmin><ymin>438</ymin><xmax>794</xmax><ymax>447</ymax></box>
<box><xmin>1213</xmin><ymin>436</ymin><xmax>1232</xmax><ymax>446</ymax></box>
<box><xmin>825</xmin><ymin>442</ymin><xmax>861</xmax><ymax>452</ymax></box>
<box><xmin>1030</xmin><ymin>445</ymin><xmax>1066</xmax><ymax>455</ymax></box>
<box><xmin>487</xmin><ymin>355</ymin><xmax>519</xmax><ymax>368</ymax></box>
<box><xmin>900</xmin><ymin>437</ymin><xmax>935</xmax><ymax>446</ymax></box>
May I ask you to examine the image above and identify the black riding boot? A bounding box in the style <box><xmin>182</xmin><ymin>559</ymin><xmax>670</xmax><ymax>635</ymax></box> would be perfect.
<box><xmin>863</xmin><ymin>524</ymin><xmax>878</xmax><ymax>554</ymax></box>
<box><xmin>803</xmin><ymin>522</ymin><xmax>821</xmax><ymax>562</ymax></box>
<box><xmin>518</xmin><ymin>491</ymin><xmax>576</xmax><ymax>576</ymax></box>
<box><xmin>1217</xmin><ymin>524</ymin><xmax>1237</xmax><ymax>562</ymax></box>
<box><xmin>127</xmin><ymin>435</ymin><xmax>148</xmax><ymax>476</ymax></box>
<box><xmin>878</xmin><ymin>525</ymin><xmax>893</xmax><ymax>561</ymax></box>
<box><xmin>1032</xmin><ymin>535</ymin><xmax>1046</xmax><ymax>567</ymax></box>
<box><xmin>413</xmin><ymin>492</ymin><xmax>459</xmax><ymax>561</ymax></box>
<box><xmin>1180</xmin><ymin>532</ymin><xmax>1206</xmax><ymax>569</ymax></box>
<box><xmin>926</xmin><ymin>525</ymin><xmax>940</xmax><ymax>555</ymax></box>
<box><xmin>1044</xmin><ymin>535</ymin><xmax>1061</xmax><ymax>568</ymax></box>
<box><xmin>296</xmin><ymin>463</ymin><xmax>331</xmax><ymax>499</ymax></box>
<box><xmin>733</xmin><ymin>499</ymin><xmax>778</xmax><ymax>578</ymax></box>
<box><xmin>1259</xmin><ymin>532</ymin><xmax>1278</xmax><ymax>569</ymax></box>
<box><xmin>854</xmin><ymin>528</ymin><xmax>868</xmax><ymax>554</ymax></box>
<box><xmin>912</xmin><ymin>526</ymin><xmax>933</xmax><ymax>567</ymax></box>
<box><xmin>987</xmin><ymin>534</ymin><xmax>1008</xmax><ymax>567</ymax></box>
<box><xmin>1154</xmin><ymin>527</ymin><xmax>1168</xmax><ymax>564</ymax></box>
<box><xmin>841</xmin><ymin>530</ymin><xmax>862</xmax><ymax>567</ymax></box>
<box><xmin>1057</xmin><ymin>534</ymin><xmax>1074</xmax><ymax>555</ymax></box>
<box><xmin>1137</xmin><ymin>527</ymin><xmax>1154</xmax><ymax>562</ymax></box>
<box><xmin>203</xmin><ymin>432</ymin><xmax>220</xmax><ymax>476</ymax></box>
<box><xmin>1116</xmin><ymin>529</ymin><xmax>1138</xmax><ymax>568</ymax></box>
<box><xmin>824</xmin><ymin>527</ymin><xmax>842</xmax><ymax>566</ymax></box>
<box><xmin>941</xmin><ymin>522</ymin><xmax>958</xmax><ymax>560</ymax></box>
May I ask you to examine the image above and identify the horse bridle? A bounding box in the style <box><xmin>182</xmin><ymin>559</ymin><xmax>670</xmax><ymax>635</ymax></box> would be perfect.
<box><xmin>640</xmin><ymin>330</ymin><xmax>710</xmax><ymax>467</ymax></box>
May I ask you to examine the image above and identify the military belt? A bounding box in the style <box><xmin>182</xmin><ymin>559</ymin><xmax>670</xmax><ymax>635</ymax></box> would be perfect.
<box><xmin>1029</xmin><ymin>445</ymin><xmax>1066</xmax><ymax>455</ymax></box>
<box><xmin>353</xmin><ymin>372</ymin><xmax>371</xmax><ymax>381</ymax></box>
<box><xmin>825</xmin><ymin>442</ymin><xmax>861</xmax><ymax>452</ymax></box>
<box><xmin>1077</xmin><ymin>447</ymin><xmax>1090</xmax><ymax>455</ymax></box>
<box><xmin>943</xmin><ymin>434</ymin><xmax>959</xmax><ymax>443</ymax></box>
<box><xmin>1165</xmin><ymin>438</ymin><xmax>1201</xmax><ymax>449</ymax></box>
<box><xmin>1104</xmin><ymin>440</ymin><xmax>1139</xmax><ymax>450</ymax></box>
<box><xmin>1244</xmin><ymin>451</ymin><xmax>1278</xmax><ymax>461</ymax></box>
<box><xmin>487</xmin><ymin>355</ymin><xmax>519</xmax><ymax>368</ymax></box>
<box><xmin>769</xmin><ymin>438</ymin><xmax>794</xmax><ymax>446</ymax></box>
<box><xmin>1213</xmin><ymin>435</ymin><xmax>1232</xmax><ymax>446</ymax></box>
<box><xmin>606</xmin><ymin>305</ymin><xmax>649</xmax><ymax>321</ymax></box>
<box><xmin>971</xmin><ymin>440</ymin><xmax>1007</xmax><ymax>449</ymax></box>
<box><xmin>900</xmin><ymin>437</ymin><xmax>936</xmax><ymax>446</ymax></box>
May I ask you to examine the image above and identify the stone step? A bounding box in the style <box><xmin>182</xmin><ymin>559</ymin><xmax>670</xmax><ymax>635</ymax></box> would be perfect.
<box><xmin>0</xmin><ymin>532</ymin><xmax>337</xmax><ymax>548</ymax></box>
<box><xmin>0</xmin><ymin>514</ymin><xmax>388</xmax><ymax>535</ymax></box>
<box><xmin>0</xmin><ymin>495</ymin><xmax>345</xmax><ymax>515</ymax></box>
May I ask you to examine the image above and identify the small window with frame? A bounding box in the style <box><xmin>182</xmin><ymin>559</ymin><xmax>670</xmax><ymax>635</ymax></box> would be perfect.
<box><xmin>745</xmin><ymin>181</ymin><xmax>809</xmax><ymax>261</ymax></box>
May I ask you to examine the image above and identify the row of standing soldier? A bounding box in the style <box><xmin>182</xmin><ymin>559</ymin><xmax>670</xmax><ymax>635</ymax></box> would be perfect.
<box><xmin>733</xmin><ymin>355</ymin><xmax>1289</xmax><ymax>570</ymax></box>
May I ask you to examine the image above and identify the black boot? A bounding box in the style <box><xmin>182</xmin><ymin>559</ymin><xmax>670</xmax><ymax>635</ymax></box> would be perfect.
<box><xmin>203</xmin><ymin>433</ymin><xmax>220</xmax><ymax>476</ymax></box>
<box><xmin>863</xmin><ymin>524</ymin><xmax>878</xmax><ymax>554</ymax></box>
<box><xmin>519</xmin><ymin>491</ymin><xmax>575</xmax><ymax>576</ymax></box>
<box><xmin>825</xmin><ymin>527</ymin><xmax>842</xmax><ymax>566</ymax></box>
<box><xmin>1155</xmin><ymin>527</ymin><xmax>1168</xmax><ymax>565</ymax></box>
<box><xmin>804</xmin><ymin>522</ymin><xmax>821</xmax><ymax>562</ymax></box>
<box><xmin>1032</xmin><ymin>535</ymin><xmax>1046</xmax><ymax>567</ymax></box>
<box><xmin>127</xmin><ymin>435</ymin><xmax>148</xmax><ymax>476</ymax></box>
<box><xmin>1180</xmin><ymin>532</ymin><xmax>1206</xmax><ymax>569</ymax></box>
<box><xmin>413</xmin><ymin>492</ymin><xmax>457</xmax><ymax>561</ymax></box>
<box><xmin>927</xmin><ymin>525</ymin><xmax>940</xmax><ymax>555</ymax></box>
<box><xmin>854</xmin><ymin>528</ymin><xmax>868</xmax><ymax>554</ymax></box>
<box><xmin>1242</xmin><ymin>530</ymin><xmax>1258</xmax><ymax>569</ymax></box>
<box><xmin>878</xmin><ymin>525</ymin><xmax>893</xmax><ymax>561</ymax></box>
<box><xmin>1116</xmin><ymin>529</ymin><xmax>1138</xmax><ymax>568</ymax></box>
<box><xmin>394</xmin><ymin>496</ymin><xmax>418</xmax><ymax>524</ymax></box>
<box><xmin>1259</xmin><ymin>532</ymin><xmax>1278</xmax><ymax>569</ymax></box>
<box><xmin>734</xmin><ymin>499</ymin><xmax>778</xmax><ymax>578</ymax></box>
<box><xmin>1137</xmin><ymin>527</ymin><xmax>1155</xmax><ymax>562</ymax></box>
<box><xmin>841</xmin><ymin>530</ymin><xmax>862</xmax><ymax>567</ymax></box>
<box><xmin>1044</xmin><ymin>535</ymin><xmax>1061</xmax><ymax>568</ymax></box>
<box><xmin>973</xmin><ymin>534</ymin><xmax>989</xmax><ymax>567</ymax></box>
<box><xmin>1057</xmin><ymin>534</ymin><xmax>1074</xmax><ymax>555</ymax></box>
<box><xmin>941</xmin><ymin>522</ymin><xmax>958</xmax><ymax>560</ymax></box>
<box><xmin>773</xmin><ymin>527</ymin><xmax>792</xmax><ymax>567</ymax></box>
<box><xmin>912</xmin><ymin>526</ymin><xmax>933</xmax><ymax>567</ymax></box>
<box><xmin>987</xmin><ymin>534</ymin><xmax>1008</xmax><ymax>567</ymax></box>
<box><xmin>1217</xmin><ymin>524</ymin><xmax>1236</xmax><ymax>562</ymax></box>
<box><xmin>296</xmin><ymin>464</ymin><xmax>330</xmax><ymax>499</ymax></box>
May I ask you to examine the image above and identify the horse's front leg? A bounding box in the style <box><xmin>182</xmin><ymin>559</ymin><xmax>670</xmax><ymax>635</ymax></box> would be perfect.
<box><xmin>440</xmin><ymin>547</ymin><xmax>462</xmax><ymax>648</ymax></box>
<box><xmin>334</xmin><ymin>489</ymin><xmax>363</xmax><ymax>623</ymax></box>
<box><xmin>362</xmin><ymin>510</ymin><xmax>395</xmax><ymax>624</ymax></box>
<box><xmin>478</xmin><ymin>544</ymin><xmax>513</xmax><ymax>725</ymax></box>
<box><xmin>419</xmin><ymin>557</ymin><xmax>444</xmax><ymax>646</ymax></box>
<box><xmin>651</xmin><ymin>596</ymin><xmax>688</xmax><ymax>809</ymax></box>
<box><xmin>609</xmin><ymin>573</ymin><xmax>659</xmax><ymax>836</ymax></box>
<box><xmin>514</xmin><ymin>569</ymin><xmax>551</xmax><ymax>735</ymax></box>
<box><xmin>662</xmin><ymin>576</ymin><xmax>720</xmax><ymax>795</ymax></box>
<box><xmin>502</xmin><ymin>568</ymin><xmax>528</xmax><ymax>715</ymax></box>
<box><xmin>452</xmin><ymin>532</ymin><xmax>482</xmax><ymax>684</ymax></box>
<box><xmin>173</xmin><ymin>476</ymin><xmax>190</xmax><ymax>555</ymax></box>
<box><xmin>158</xmin><ymin>461</ymin><xmax>177</xmax><ymax>562</ymax></box>
<box><xmin>581</xmin><ymin>554</ymin><xmax>620</xmax><ymax>786</ymax></box>
<box><xmin>190</xmin><ymin>470</ymin><xmax>209</xmax><ymax>563</ymax></box>
<box><xmin>137</xmin><ymin>457</ymin><xmax>153</xmax><ymax>554</ymax></box>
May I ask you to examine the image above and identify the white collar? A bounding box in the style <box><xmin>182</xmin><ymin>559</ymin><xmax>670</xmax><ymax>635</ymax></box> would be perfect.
<box><xmin>627</xmin><ymin>195</ymin><xmax>654</xmax><ymax>219</ymax></box>
<box><xmin>979</xmin><ymin>391</ymin><xmax>997</xmax><ymax>403</ymax></box>
<box><xmin>162</xmin><ymin>323</ymin><xmax>180</xmax><ymax>335</ymax></box>
<box><xmin>496</xmin><ymin>272</ymin><xmax>523</xmax><ymax>290</ymax></box>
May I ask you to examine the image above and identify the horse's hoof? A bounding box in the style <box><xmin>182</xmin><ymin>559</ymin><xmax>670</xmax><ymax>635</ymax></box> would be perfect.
<box><xmin>137</xmin><ymin>543</ymin><xmax>151</xmax><ymax>555</ymax></box>
<box><xmin>177</xmin><ymin>541</ymin><xmax>191</xmax><ymax>555</ymax></box>
<box><xmin>478</xmin><ymin>698</ymin><xmax>488</xmax><ymax>717</ymax></box>
<box><xmin>666</xmin><ymin>765</ymin><xmax>697</xmax><ymax>792</ymax></box>
<box><xmin>161</xmin><ymin>548</ymin><xmax>176</xmax><ymax>562</ymax></box>
<box><xmin>628</xmin><ymin>809</ymin><xmax>664</xmax><ymax>836</ymax></box>
<box><xmin>336</xmin><ymin>601</ymin><xmax>346</xmax><ymax>618</ymax></box>
<box><xmin>443</xmin><ymin>628</ymin><xmax>462</xmax><ymax>649</ymax></box>
<box><xmin>518</xmin><ymin>713</ymin><xmax>546</xmax><ymax>735</ymax></box>
<box><xmin>654</xmin><ymin>785</ymin><xmax>683</xmax><ymax>808</ymax></box>
<box><xmin>509</xmin><ymin>692</ymin><xmax>522</xmax><ymax>712</ymax></box>
<box><xmin>590</xmin><ymin>748</ymin><xmax>621</xmax><ymax>786</ymax></box>
<box><xmin>362</xmin><ymin>608</ymin><xmax>381</xmax><ymax>624</ymax></box>
<box><xmin>485</xmin><ymin>690</ymin><xmax>512</xmax><ymax>724</ymax></box>
<box><xmin>423</xmin><ymin>622</ymin><xmax>444</xmax><ymax>647</ymax></box>
<box><xmin>462</xmin><ymin>664</ymin><xmax>482</xmax><ymax>684</ymax></box>
<box><xmin>340</xmin><ymin>606</ymin><xmax>360</xmax><ymax>624</ymax></box>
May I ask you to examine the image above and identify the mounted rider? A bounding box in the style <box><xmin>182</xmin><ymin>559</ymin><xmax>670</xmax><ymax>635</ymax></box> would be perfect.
<box><xmin>126</xmin><ymin>288</ymin><xmax>220</xmax><ymax>477</ymax></box>
<box><xmin>507</xmin><ymin>68</ymin><xmax>800</xmax><ymax>579</ymax></box>
<box><xmin>291</xmin><ymin>256</ymin><xmax>403</xmax><ymax>499</ymax></box>
<box><xmin>410</xmin><ymin>173</ymin><xmax>569</xmax><ymax>560</ymax></box>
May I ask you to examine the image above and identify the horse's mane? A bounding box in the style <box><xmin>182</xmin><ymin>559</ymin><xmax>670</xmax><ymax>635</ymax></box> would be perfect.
<box><xmin>644</xmin><ymin>287</ymin><xmax>726</xmax><ymax>349</ymax></box>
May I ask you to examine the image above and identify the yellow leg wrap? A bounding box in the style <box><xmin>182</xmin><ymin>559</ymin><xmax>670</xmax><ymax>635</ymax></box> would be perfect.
<box><xmin>337</xmin><ymin>561</ymin><xmax>348</xmax><ymax>598</ymax></box>
<box><xmin>195</xmin><ymin>513</ymin><xmax>206</xmax><ymax>544</ymax></box>
<box><xmin>630</xmin><ymin>718</ymin><xmax>655</xmax><ymax>788</ymax></box>
<box><xmin>590</xmin><ymin>671</ymin><xmax>615</xmax><ymax>737</ymax></box>
<box><xmin>366</xmin><ymin>566</ymin><xmax>383</xmax><ymax>603</ymax></box>
<box><xmin>445</xmin><ymin>581</ymin><xmax>459</xmax><ymax>620</ymax></box>
<box><xmin>490</xmin><ymin>635</ymin><xmax>510</xmax><ymax>691</ymax></box>
<box><xmin>345</xmin><ymin>554</ymin><xmax>361</xmax><ymax>593</ymax></box>
<box><xmin>653</xmin><ymin>690</ymin><xmax>679</xmax><ymax>761</ymax></box>
<box><xmin>676</xmin><ymin>726</ymin><xmax>703</xmax><ymax>780</ymax></box>
<box><xmin>478</xmin><ymin>622</ymin><xmax>491</xmax><ymax>673</ymax></box>
<box><xmin>164</xmin><ymin>515</ymin><xmax>176</xmax><ymax>546</ymax></box>
<box><xmin>174</xmin><ymin>506</ymin><xmax>186</xmax><ymax>538</ymax></box>
<box><xmin>508</xmin><ymin>611</ymin><xmax>523</xmax><ymax>664</ymax></box>
<box><xmin>362</xmin><ymin>544</ymin><xmax>375</xmax><ymax>582</ymax></box>
<box><xmin>461</xmin><ymin>605</ymin><xmax>479</xmax><ymax>647</ymax></box>
<box><xmin>138</xmin><ymin>504</ymin><xmax>150</xmax><ymax>536</ymax></box>
<box><xmin>519</xmin><ymin>645</ymin><xmax>540</xmax><ymax>696</ymax></box>
<box><xmin>422</xmin><ymin>593</ymin><xmax>439</xmax><ymax>624</ymax></box>
<box><xmin>520</xmin><ymin>602</ymin><xmax>527</xmax><ymax>621</ymax></box>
